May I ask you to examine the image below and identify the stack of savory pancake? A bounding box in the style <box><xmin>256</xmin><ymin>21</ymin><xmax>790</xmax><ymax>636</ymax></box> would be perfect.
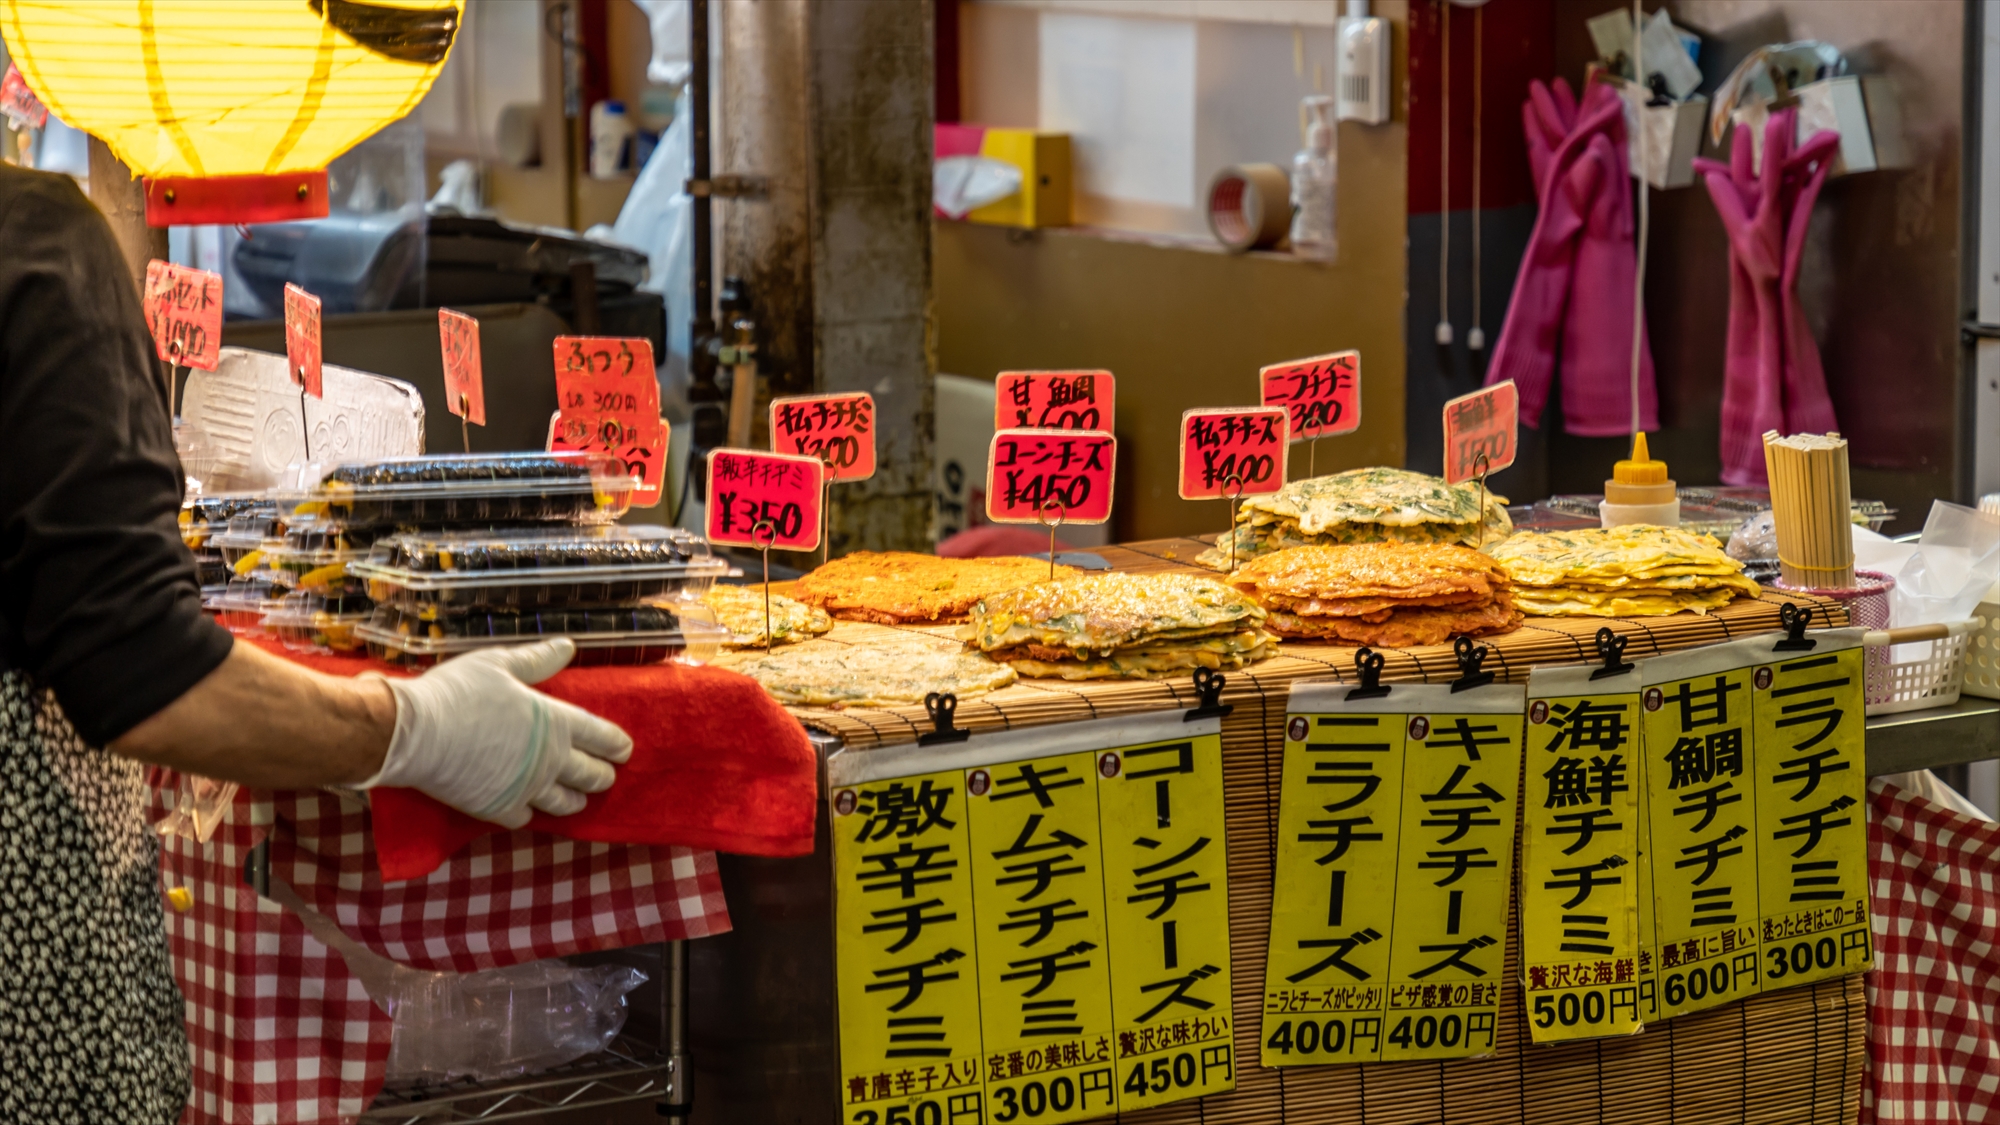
<box><xmin>1486</xmin><ymin>526</ymin><xmax>1761</xmax><ymax>617</ymax></box>
<box><xmin>792</xmin><ymin>551</ymin><xmax>1077</xmax><ymax>625</ymax></box>
<box><xmin>1227</xmin><ymin>543</ymin><xmax>1522</xmax><ymax>646</ymax></box>
<box><xmin>962</xmin><ymin>573</ymin><xmax>1275</xmax><ymax>679</ymax></box>
<box><xmin>717</xmin><ymin>633</ymin><xmax>1018</xmax><ymax>706</ymax></box>
<box><xmin>1197</xmin><ymin>467</ymin><xmax>1513</xmax><ymax>571</ymax></box>
<box><xmin>700</xmin><ymin>585</ymin><xmax>833</xmax><ymax>646</ymax></box>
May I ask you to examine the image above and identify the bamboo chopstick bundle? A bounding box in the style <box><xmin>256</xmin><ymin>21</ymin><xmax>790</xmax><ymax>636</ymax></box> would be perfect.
<box><xmin>1763</xmin><ymin>431</ymin><xmax>1856</xmax><ymax>589</ymax></box>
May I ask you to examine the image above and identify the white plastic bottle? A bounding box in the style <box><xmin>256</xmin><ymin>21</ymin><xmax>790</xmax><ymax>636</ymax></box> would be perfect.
<box><xmin>1291</xmin><ymin>95</ymin><xmax>1338</xmax><ymax>261</ymax></box>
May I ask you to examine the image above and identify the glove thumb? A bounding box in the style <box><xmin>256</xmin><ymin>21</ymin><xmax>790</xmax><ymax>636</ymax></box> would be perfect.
<box><xmin>482</xmin><ymin>637</ymin><xmax>578</xmax><ymax>685</ymax></box>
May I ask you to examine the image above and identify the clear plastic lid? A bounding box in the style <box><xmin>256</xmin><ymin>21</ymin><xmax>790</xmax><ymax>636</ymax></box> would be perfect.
<box><xmin>285</xmin><ymin>452</ymin><xmax>637</xmax><ymax>528</ymax></box>
<box><xmin>263</xmin><ymin>590</ymin><xmax>375</xmax><ymax>653</ymax></box>
<box><xmin>181</xmin><ymin>494</ymin><xmax>275</xmax><ymax>547</ymax></box>
<box><xmin>357</xmin><ymin>604</ymin><xmax>725</xmax><ymax>667</ymax></box>
<box><xmin>356</xmin><ymin>525</ymin><xmax>717</xmax><ymax>582</ymax></box>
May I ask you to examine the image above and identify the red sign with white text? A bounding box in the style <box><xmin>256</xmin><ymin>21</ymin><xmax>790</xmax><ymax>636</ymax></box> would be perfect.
<box><xmin>1</xmin><ymin>63</ymin><xmax>48</xmax><ymax>129</ymax></box>
<box><xmin>283</xmin><ymin>283</ymin><xmax>323</xmax><ymax>399</ymax></box>
<box><xmin>1260</xmin><ymin>349</ymin><xmax>1360</xmax><ymax>441</ymax></box>
<box><xmin>548</xmin><ymin>412</ymin><xmax>666</xmax><ymax>506</ymax></box>
<box><xmin>994</xmin><ymin>370</ymin><xmax>1115</xmax><ymax>432</ymax></box>
<box><xmin>768</xmin><ymin>392</ymin><xmax>876</xmax><ymax>482</ymax></box>
<box><xmin>984</xmin><ymin>428</ymin><xmax>1116</xmax><ymax>525</ymax></box>
<box><xmin>1179</xmin><ymin>407</ymin><xmax>1289</xmax><ymax>500</ymax></box>
<box><xmin>705</xmin><ymin>448</ymin><xmax>825</xmax><ymax>550</ymax></box>
<box><xmin>143</xmin><ymin>260</ymin><xmax>223</xmax><ymax>371</ymax></box>
<box><xmin>438</xmin><ymin>308</ymin><xmax>485</xmax><ymax>425</ymax></box>
<box><xmin>1442</xmin><ymin>380</ymin><xmax>1519</xmax><ymax>484</ymax></box>
<box><xmin>551</xmin><ymin>336</ymin><xmax>659</xmax><ymax>446</ymax></box>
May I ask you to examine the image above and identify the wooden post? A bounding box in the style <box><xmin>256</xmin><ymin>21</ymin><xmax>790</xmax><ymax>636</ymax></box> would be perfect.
<box><xmin>88</xmin><ymin>137</ymin><xmax>170</xmax><ymax>401</ymax></box>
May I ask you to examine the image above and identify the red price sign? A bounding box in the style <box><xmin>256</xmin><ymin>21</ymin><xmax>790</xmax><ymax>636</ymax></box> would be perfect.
<box><xmin>142</xmin><ymin>260</ymin><xmax>223</xmax><ymax>371</ymax></box>
<box><xmin>282</xmin><ymin>283</ymin><xmax>323</xmax><ymax>399</ymax></box>
<box><xmin>768</xmin><ymin>392</ymin><xmax>876</xmax><ymax>482</ymax></box>
<box><xmin>1178</xmin><ymin>407</ymin><xmax>1289</xmax><ymax>500</ymax></box>
<box><xmin>994</xmin><ymin>370</ymin><xmax>1115</xmax><ymax>432</ymax></box>
<box><xmin>705</xmin><ymin>448</ymin><xmax>825</xmax><ymax>551</ymax></box>
<box><xmin>1260</xmin><ymin>349</ymin><xmax>1360</xmax><ymax>441</ymax></box>
<box><xmin>985</xmin><ymin>428</ymin><xmax>1116</xmax><ymax>525</ymax></box>
<box><xmin>1442</xmin><ymin>380</ymin><xmax>1519</xmax><ymax>484</ymax></box>
<box><xmin>438</xmin><ymin>308</ymin><xmax>485</xmax><ymax>425</ymax></box>
<box><xmin>1</xmin><ymin>63</ymin><xmax>48</xmax><ymax>129</ymax></box>
<box><xmin>543</xmin><ymin>411</ymin><xmax>668</xmax><ymax>507</ymax></box>
<box><xmin>551</xmin><ymin>335</ymin><xmax>658</xmax><ymax>447</ymax></box>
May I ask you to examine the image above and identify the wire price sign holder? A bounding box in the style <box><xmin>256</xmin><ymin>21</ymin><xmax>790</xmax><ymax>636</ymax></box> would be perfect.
<box><xmin>1258</xmin><ymin>349</ymin><xmax>1359</xmax><ymax>480</ymax></box>
<box><xmin>282</xmin><ymin>282</ymin><xmax>323</xmax><ymax>459</ymax></box>
<box><xmin>1179</xmin><ymin>406</ymin><xmax>1289</xmax><ymax>571</ymax></box>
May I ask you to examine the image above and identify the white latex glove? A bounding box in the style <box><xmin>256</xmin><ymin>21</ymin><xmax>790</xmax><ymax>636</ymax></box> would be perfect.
<box><xmin>360</xmin><ymin>638</ymin><xmax>633</xmax><ymax>829</ymax></box>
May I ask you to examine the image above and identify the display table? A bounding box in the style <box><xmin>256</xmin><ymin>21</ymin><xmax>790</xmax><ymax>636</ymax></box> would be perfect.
<box><xmin>716</xmin><ymin>536</ymin><xmax>1869</xmax><ymax>1125</ymax></box>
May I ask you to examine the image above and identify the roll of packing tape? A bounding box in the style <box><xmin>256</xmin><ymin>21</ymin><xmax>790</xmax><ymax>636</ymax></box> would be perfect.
<box><xmin>1206</xmin><ymin>163</ymin><xmax>1290</xmax><ymax>252</ymax></box>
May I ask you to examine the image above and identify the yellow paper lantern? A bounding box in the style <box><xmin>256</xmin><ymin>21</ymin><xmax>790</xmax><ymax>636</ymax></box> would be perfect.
<box><xmin>0</xmin><ymin>0</ymin><xmax>461</xmax><ymax>225</ymax></box>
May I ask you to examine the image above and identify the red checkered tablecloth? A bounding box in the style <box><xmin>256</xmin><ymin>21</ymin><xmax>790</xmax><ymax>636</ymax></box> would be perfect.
<box><xmin>1864</xmin><ymin>776</ymin><xmax>2000</xmax><ymax>1123</ymax></box>
<box><xmin>150</xmin><ymin>771</ymin><xmax>731</xmax><ymax>1125</ymax></box>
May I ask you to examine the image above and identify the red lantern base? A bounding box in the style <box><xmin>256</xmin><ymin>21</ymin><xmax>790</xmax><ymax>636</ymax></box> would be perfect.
<box><xmin>144</xmin><ymin>172</ymin><xmax>330</xmax><ymax>227</ymax></box>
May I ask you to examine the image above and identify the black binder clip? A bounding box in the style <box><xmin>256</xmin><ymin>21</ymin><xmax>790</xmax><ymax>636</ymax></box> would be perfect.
<box><xmin>918</xmin><ymin>692</ymin><xmax>972</xmax><ymax>746</ymax></box>
<box><xmin>1346</xmin><ymin>647</ymin><xmax>1392</xmax><ymax>701</ymax></box>
<box><xmin>1450</xmin><ymin>636</ymin><xmax>1495</xmax><ymax>693</ymax></box>
<box><xmin>1773</xmin><ymin>602</ymin><xmax>1818</xmax><ymax>652</ymax></box>
<box><xmin>1589</xmin><ymin>627</ymin><xmax>1635</xmax><ymax>681</ymax></box>
<box><xmin>1185</xmin><ymin>666</ymin><xmax>1234</xmax><ymax>722</ymax></box>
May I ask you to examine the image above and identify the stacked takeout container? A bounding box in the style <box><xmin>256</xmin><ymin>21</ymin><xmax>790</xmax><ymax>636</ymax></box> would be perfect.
<box><xmin>240</xmin><ymin>451</ymin><xmax>727</xmax><ymax>664</ymax></box>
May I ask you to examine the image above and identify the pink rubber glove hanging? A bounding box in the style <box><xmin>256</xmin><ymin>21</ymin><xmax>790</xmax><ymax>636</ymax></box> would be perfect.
<box><xmin>1554</xmin><ymin>126</ymin><xmax>1658</xmax><ymax>437</ymax></box>
<box><xmin>1488</xmin><ymin>81</ymin><xmax>1626</xmax><ymax>427</ymax></box>
<box><xmin>1695</xmin><ymin>109</ymin><xmax>1841</xmax><ymax>486</ymax></box>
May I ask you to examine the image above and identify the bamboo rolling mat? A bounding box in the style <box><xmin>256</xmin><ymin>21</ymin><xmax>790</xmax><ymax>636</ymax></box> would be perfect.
<box><xmin>772</xmin><ymin>538</ymin><xmax>1862</xmax><ymax>1124</ymax></box>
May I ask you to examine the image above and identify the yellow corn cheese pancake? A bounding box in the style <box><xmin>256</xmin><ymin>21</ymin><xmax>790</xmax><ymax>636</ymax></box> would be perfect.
<box><xmin>702</xmin><ymin>585</ymin><xmax>833</xmax><ymax>646</ymax></box>
<box><xmin>791</xmin><ymin>551</ymin><xmax>1079</xmax><ymax>624</ymax></box>
<box><xmin>1488</xmin><ymin>527</ymin><xmax>1758</xmax><ymax>588</ymax></box>
<box><xmin>964</xmin><ymin>572</ymin><xmax>1266</xmax><ymax>653</ymax></box>
<box><xmin>1513</xmin><ymin>588</ymin><xmax>1741</xmax><ymax>618</ymax></box>
<box><xmin>715</xmin><ymin>637</ymin><xmax>1016</xmax><ymax>706</ymax></box>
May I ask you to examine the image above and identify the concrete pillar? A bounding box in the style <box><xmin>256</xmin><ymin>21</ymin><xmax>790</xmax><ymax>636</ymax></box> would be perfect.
<box><xmin>718</xmin><ymin>0</ymin><xmax>935</xmax><ymax>554</ymax></box>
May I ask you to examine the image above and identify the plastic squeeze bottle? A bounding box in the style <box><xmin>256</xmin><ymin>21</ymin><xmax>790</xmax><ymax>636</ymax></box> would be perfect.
<box><xmin>1599</xmin><ymin>432</ymin><xmax>1680</xmax><ymax>528</ymax></box>
<box><xmin>1291</xmin><ymin>95</ymin><xmax>1337</xmax><ymax>261</ymax></box>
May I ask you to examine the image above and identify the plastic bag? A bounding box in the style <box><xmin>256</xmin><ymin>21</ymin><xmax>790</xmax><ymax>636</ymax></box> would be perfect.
<box><xmin>384</xmin><ymin>959</ymin><xmax>648</xmax><ymax>1083</ymax></box>
<box><xmin>1893</xmin><ymin>501</ymin><xmax>2000</xmax><ymax>628</ymax></box>
<box><xmin>1726</xmin><ymin>510</ymin><xmax>1778</xmax><ymax>562</ymax></box>
<box><xmin>154</xmin><ymin>773</ymin><xmax>239</xmax><ymax>844</ymax></box>
<box><xmin>606</xmin><ymin>92</ymin><xmax>693</xmax><ymax>425</ymax></box>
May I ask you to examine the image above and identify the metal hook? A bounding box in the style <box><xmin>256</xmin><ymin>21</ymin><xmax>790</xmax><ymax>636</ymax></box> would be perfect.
<box><xmin>1221</xmin><ymin>472</ymin><xmax>1245</xmax><ymax>572</ymax></box>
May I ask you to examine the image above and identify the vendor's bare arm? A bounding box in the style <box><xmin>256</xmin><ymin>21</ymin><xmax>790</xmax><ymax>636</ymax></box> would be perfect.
<box><xmin>112</xmin><ymin>642</ymin><xmax>394</xmax><ymax>788</ymax></box>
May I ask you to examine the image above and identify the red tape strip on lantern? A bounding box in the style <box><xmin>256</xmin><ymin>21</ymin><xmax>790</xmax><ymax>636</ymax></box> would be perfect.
<box><xmin>144</xmin><ymin>172</ymin><xmax>331</xmax><ymax>228</ymax></box>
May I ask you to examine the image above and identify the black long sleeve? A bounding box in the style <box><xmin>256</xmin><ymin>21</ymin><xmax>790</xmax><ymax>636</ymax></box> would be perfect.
<box><xmin>0</xmin><ymin>164</ymin><xmax>232</xmax><ymax>746</ymax></box>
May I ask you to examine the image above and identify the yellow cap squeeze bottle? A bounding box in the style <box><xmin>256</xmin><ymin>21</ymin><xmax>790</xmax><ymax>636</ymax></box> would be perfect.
<box><xmin>1599</xmin><ymin>432</ymin><xmax>1680</xmax><ymax>528</ymax></box>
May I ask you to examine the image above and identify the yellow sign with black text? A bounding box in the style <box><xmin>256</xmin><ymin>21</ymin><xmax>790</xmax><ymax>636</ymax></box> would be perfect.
<box><xmin>830</xmin><ymin>713</ymin><xmax>1233</xmax><ymax>1125</ymax></box>
<box><xmin>1521</xmin><ymin>664</ymin><xmax>1645</xmax><ymax>1043</ymax></box>
<box><xmin>1264</xmin><ymin>681</ymin><xmax>1524</xmax><ymax>1066</ymax></box>
<box><xmin>1639</xmin><ymin>629</ymin><xmax>1873</xmax><ymax>1021</ymax></box>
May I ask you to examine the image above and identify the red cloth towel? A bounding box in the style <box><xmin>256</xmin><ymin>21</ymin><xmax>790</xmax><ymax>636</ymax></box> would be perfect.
<box><xmin>249</xmin><ymin>638</ymin><xmax>818</xmax><ymax>881</ymax></box>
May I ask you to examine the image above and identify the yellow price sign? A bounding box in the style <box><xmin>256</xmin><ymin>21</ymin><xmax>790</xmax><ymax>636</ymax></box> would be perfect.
<box><xmin>1098</xmin><ymin>736</ymin><xmax>1236</xmax><ymax>1108</ymax></box>
<box><xmin>1751</xmin><ymin>641</ymin><xmax>1873</xmax><ymax>988</ymax></box>
<box><xmin>831</xmin><ymin>768</ymin><xmax>990</xmax><ymax>1123</ymax></box>
<box><xmin>829</xmin><ymin>712</ymin><xmax>1232</xmax><ymax>1123</ymax></box>
<box><xmin>965</xmin><ymin>750</ymin><xmax>1121</xmax><ymax>1123</ymax></box>
<box><xmin>1636</xmin><ymin>631</ymin><xmax>1874</xmax><ymax>1024</ymax></box>
<box><xmin>1264</xmin><ymin>682</ymin><xmax>1524</xmax><ymax>1066</ymax></box>
<box><xmin>1520</xmin><ymin>665</ymin><xmax>1645</xmax><ymax>1043</ymax></box>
